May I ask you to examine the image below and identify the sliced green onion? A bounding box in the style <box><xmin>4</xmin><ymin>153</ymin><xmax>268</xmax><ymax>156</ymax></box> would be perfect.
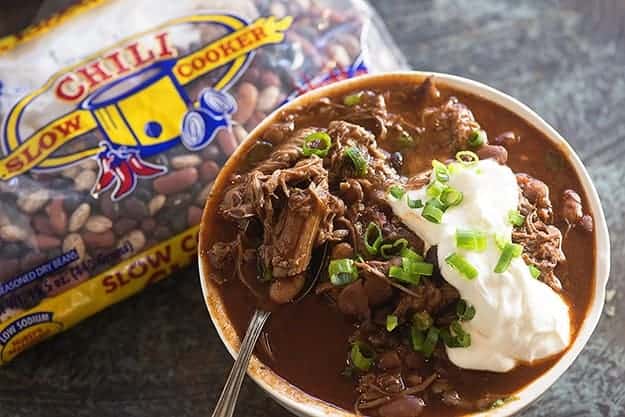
<box><xmin>494</xmin><ymin>233</ymin><xmax>507</xmax><ymax>250</ymax></box>
<box><xmin>494</xmin><ymin>242</ymin><xmax>523</xmax><ymax>273</ymax></box>
<box><xmin>426</xmin><ymin>180</ymin><xmax>446</xmax><ymax>198</ymax></box>
<box><xmin>386</xmin><ymin>315</ymin><xmax>399</xmax><ymax>332</ymax></box>
<box><xmin>350</xmin><ymin>342</ymin><xmax>375</xmax><ymax>371</ymax></box>
<box><xmin>440</xmin><ymin>187</ymin><xmax>463</xmax><ymax>208</ymax></box>
<box><xmin>400</xmin><ymin>247</ymin><xmax>423</xmax><ymax>262</ymax></box>
<box><xmin>364</xmin><ymin>222</ymin><xmax>383</xmax><ymax>255</ymax></box>
<box><xmin>343</xmin><ymin>92</ymin><xmax>361</xmax><ymax>106</ymax></box>
<box><xmin>422</xmin><ymin>327</ymin><xmax>440</xmax><ymax>357</ymax></box>
<box><xmin>329</xmin><ymin>258</ymin><xmax>358</xmax><ymax>286</ymax></box>
<box><xmin>445</xmin><ymin>252</ymin><xmax>478</xmax><ymax>280</ymax></box>
<box><xmin>422</xmin><ymin>199</ymin><xmax>445</xmax><ymax>224</ymax></box>
<box><xmin>302</xmin><ymin>132</ymin><xmax>332</xmax><ymax>157</ymax></box>
<box><xmin>344</xmin><ymin>146</ymin><xmax>368</xmax><ymax>176</ymax></box>
<box><xmin>411</xmin><ymin>326</ymin><xmax>425</xmax><ymax>351</ymax></box>
<box><xmin>456</xmin><ymin>299</ymin><xmax>476</xmax><ymax>321</ymax></box>
<box><xmin>450</xmin><ymin>320</ymin><xmax>471</xmax><ymax>348</ymax></box>
<box><xmin>380</xmin><ymin>238</ymin><xmax>408</xmax><ymax>259</ymax></box>
<box><xmin>456</xmin><ymin>229</ymin><xmax>487</xmax><ymax>252</ymax></box>
<box><xmin>407</xmin><ymin>196</ymin><xmax>423</xmax><ymax>209</ymax></box>
<box><xmin>389</xmin><ymin>184</ymin><xmax>405</xmax><ymax>200</ymax></box>
<box><xmin>389</xmin><ymin>265</ymin><xmax>420</xmax><ymax>285</ymax></box>
<box><xmin>508</xmin><ymin>210</ymin><xmax>525</xmax><ymax>227</ymax></box>
<box><xmin>413</xmin><ymin>311</ymin><xmax>433</xmax><ymax>331</ymax></box>
<box><xmin>403</xmin><ymin>258</ymin><xmax>434</xmax><ymax>276</ymax></box>
<box><xmin>528</xmin><ymin>264</ymin><xmax>541</xmax><ymax>279</ymax></box>
<box><xmin>432</xmin><ymin>160</ymin><xmax>450</xmax><ymax>182</ymax></box>
<box><xmin>456</xmin><ymin>150</ymin><xmax>479</xmax><ymax>166</ymax></box>
<box><xmin>468</xmin><ymin>129</ymin><xmax>487</xmax><ymax>148</ymax></box>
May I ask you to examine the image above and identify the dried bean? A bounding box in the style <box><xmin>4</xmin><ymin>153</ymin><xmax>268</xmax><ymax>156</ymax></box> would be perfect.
<box><xmin>260</xmin><ymin>71</ymin><xmax>281</xmax><ymax>88</ymax></box>
<box><xmin>32</xmin><ymin>215</ymin><xmax>55</xmax><ymax>235</ymax></box>
<box><xmin>257</xmin><ymin>86</ymin><xmax>281</xmax><ymax>112</ymax></box>
<box><xmin>153</xmin><ymin>168</ymin><xmax>198</xmax><ymax>195</ymax></box>
<box><xmin>141</xmin><ymin>218</ymin><xmax>156</xmax><ymax>233</ymax></box>
<box><xmin>1</xmin><ymin>242</ymin><xmax>23</xmax><ymax>258</ymax></box>
<box><xmin>134</xmin><ymin>188</ymin><xmax>152</xmax><ymax>202</ymax></box>
<box><xmin>17</xmin><ymin>189</ymin><xmax>49</xmax><ymax>214</ymax></box>
<box><xmin>148</xmin><ymin>195</ymin><xmax>166</xmax><ymax>216</ymax></box>
<box><xmin>196</xmin><ymin>182</ymin><xmax>214</xmax><ymax>205</ymax></box>
<box><xmin>216</xmin><ymin>129</ymin><xmax>237</xmax><ymax>156</ymax></box>
<box><xmin>83</xmin><ymin>231</ymin><xmax>115</xmax><ymax>249</ymax></box>
<box><xmin>46</xmin><ymin>199</ymin><xmax>67</xmax><ymax>236</ymax></box>
<box><xmin>85</xmin><ymin>215</ymin><xmax>113</xmax><ymax>233</ymax></box>
<box><xmin>68</xmin><ymin>203</ymin><xmax>91</xmax><ymax>232</ymax></box>
<box><xmin>74</xmin><ymin>169</ymin><xmax>97</xmax><ymax>191</ymax></box>
<box><xmin>113</xmin><ymin>218</ymin><xmax>138</xmax><ymax>236</ymax></box>
<box><xmin>187</xmin><ymin>206</ymin><xmax>203</xmax><ymax>226</ymax></box>
<box><xmin>122</xmin><ymin>230</ymin><xmax>146</xmax><ymax>254</ymax></box>
<box><xmin>233</xmin><ymin>82</ymin><xmax>258</xmax><ymax>124</ymax></box>
<box><xmin>171</xmin><ymin>154</ymin><xmax>202</xmax><ymax>169</ymax></box>
<box><xmin>201</xmin><ymin>144</ymin><xmax>221</xmax><ymax>160</ymax></box>
<box><xmin>153</xmin><ymin>226</ymin><xmax>171</xmax><ymax>240</ymax></box>
<box><xmin>123</xmin><ymin>197</ymin><xmax>149</xmax><ymax>220</ymax></box>
<box><xmin>63</xmin><ymin>233</ymin><xmax>86</xmax><ymax>260</ymax></box>
<box><xmin>35</xmin><ymin>234</ymin><xmax>61</xmax><ymax>250</ymax></box>
<box><xmin>100</xmin><ymin>198</ymin><xmax>120</xmax><ymax>220</ymax></box>
<box><xmin>0</xmin><ymin>225</ymin><xmax>28</xmax><ymax>242</ymax></box>
<box><xmin>199</xmin><ymin>161</ymin><xmax>219</xmax><ymax>182</ymax></box>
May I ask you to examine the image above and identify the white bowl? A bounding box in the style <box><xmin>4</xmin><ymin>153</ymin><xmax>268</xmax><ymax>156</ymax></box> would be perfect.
<box><xmin>198</xmin><ymin>72</ymin><xmax>610</xmax><ymax>417</ymax></box>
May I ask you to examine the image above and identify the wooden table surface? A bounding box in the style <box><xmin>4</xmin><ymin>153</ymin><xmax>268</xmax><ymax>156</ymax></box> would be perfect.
<box><xmin>0</xmin><ymin>1</ymin><xmax>624</xmax><ymax>416</ymax></box>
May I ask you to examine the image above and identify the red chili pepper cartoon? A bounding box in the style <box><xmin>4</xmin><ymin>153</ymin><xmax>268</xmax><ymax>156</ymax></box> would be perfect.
<box><xmin>91</xmin><ymin>142</ymin><xmax>167</xmax><ymax>201</ymax></box>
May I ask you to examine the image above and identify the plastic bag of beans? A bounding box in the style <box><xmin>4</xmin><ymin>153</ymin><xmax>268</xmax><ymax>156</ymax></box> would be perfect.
<box><xmin>0</xmin><ymin>0</ymin><xmax>406</xmax><ymax>363</ymax></box>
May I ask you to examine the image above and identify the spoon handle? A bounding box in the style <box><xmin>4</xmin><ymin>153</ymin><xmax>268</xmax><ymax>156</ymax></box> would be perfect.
<box><xmin>211</xmin><ymin>309</ymin><xmax>271</xmax><ymax>417</ymax></box>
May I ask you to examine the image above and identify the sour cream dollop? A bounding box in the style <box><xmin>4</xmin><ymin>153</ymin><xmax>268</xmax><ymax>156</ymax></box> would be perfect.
<box><xmin>388</xmin><ymin>159</ymin><xmax>570</xmax><ymax>372</ymax></box>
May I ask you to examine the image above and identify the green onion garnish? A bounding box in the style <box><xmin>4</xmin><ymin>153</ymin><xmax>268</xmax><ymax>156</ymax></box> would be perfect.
<box><xmin>344</xmin><ymin>146</ymin><xmax>368</xmax><ymax>176</ymax></box>
<box><xmin>426</xmin><ymin>180</ymin><xmax>446</xmax><ymax>198</ymax></box>
<box><xmin>343</xmin><ymin>92</ymin><xmax>361</xmax><ymax>106</ymax></box>
<box><xmin>389</xmin><ymin>265</ymin><xmax>420</xmax><ymax>285</ymax></box>
<box><xmin>528</xmin><ymin>264</ymin><xmax>541</xmax><ymax>279</ymax></box>
<box><xmin>380</xmin><ymin>238</ymin><xmax>408</xmax><ymax>259</ymax></box>
<box><xmin>508</xmin><ymin>210</ymin><xmax>525</xmax><ymax>227</ymax></box>
<box><xmin>422</xmin><ymin>327</ymin><xmax>440</xmax><ymax>357</ymax></box>
<box><xmin>329</xmin><ymin>258</ymin><xmax>358</xmax><ymax>286</ymax></box>
<box><xmin>413</xmin><ymin>311</ymin><xmax>433</xmax><ymax>331</ymax></box>
<box><xmin>432</xmin><ymin>160</ymin><xmax>450</xmax><ymax>182</ymax></box>
<box><xmin>400</xmin><ymin>247</ymin><xmax>423</xmax><ymax>262</ymax></box>
<box><xmin>456</xmin><ymin>299</ymin><xmax>476</xmax><ymax>321</ymax></box>
<box><xmin>448</xmin><ymin>162</ymin><xmax>462</xmax><ymax>174</ymax></box>
<box><xmin>494</xmin><ymin>233</ymin><xmax>507</xmax><ymax>250</ymax></box>
<box><xmin>442</xmin><ymin>320</ymin><xmax>471</xmax><ymax>348</ymax></box>
<box><xmin>494</xmin><ymin>242</ymin><xmax>523</xmax><ymax>273</ymax></box>
<box><xmin>456</xmin><ymin>229</ymin><xmax>487</xmax><ymax>252</ymax></box>
<box><xmin>468</xmin><ymin>129</ymin><xmax>487</xmax><ymax>148</ymax></box>
<box><xmin>407</xmin><ymin>196</ymin><xmax>423</xmax><ymax>209</ymax></box>
<box><xmin>422</xmin><ymin>199</ymin><xmax>445</xmax><ymax>223</ymax></box>
<box><xmin>386</xmin><ymin>315</ymin><xmax>398</xmax><ymax>332</ymax></box>
<box><xmin>403</xmin><ymin>258</ymin><xmax>434</xmax><ymax>276</ymax></box>
<box><xmin>364</xmin><ymin>222</ymin><xmax>383</xmax><ymax>255</ymax></box>
<box><xmin>410</xmin><ymin>326</ymin><xmax>425</xmax><ymax>352</ymax></box>
<box><xmin>440</xmin><ymin>187</ymin><xmax>463</xmax><ymax>208</ymax></box>
<box><xmin>302</xmin><ymin>132</ymin><xmax>332</xmax><ymax>157</ymax></box>
<box><xmin>445</xmin><ymin>252</ymin><xmax>478</xmax><ymax>280</ymax></box>
<box><xmin>456</xmin><ymin>150</ymin><xmax>479</xmax><ymax>166</ymax></box>
<box><xmin>389</xmin><ymin>184</ymin><xmax>405</xmax><ymax>200</ymax></box>
<box><xmin>350</xmin><ymin>342</ymin><xmax>375</xmax><ymax>371</ymax></box>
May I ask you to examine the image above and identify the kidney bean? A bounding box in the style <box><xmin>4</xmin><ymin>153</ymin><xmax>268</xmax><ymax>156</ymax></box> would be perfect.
<box><xmin>187</xmin><ymin>206</ymin><xmax>203</xmax><ymax>226</ymax></box>
<box><xmin>561</xmin><ymin>189</ymin><xmax>583</xmax><ymax>224</ymax></box>
<box><xmin>113</xmin><ymin>218</ymin><xmax>138</xmax><ymax>236</ymax></box>
<box><xmin>153</xmin><ymin>168</ymin><xmax>198</xmax><ymax>195</ymax></box>
<box><xmin>476</xmin><ymin>144</ymin><xmax>508</xmax><ymax>165</ymax></box>
<box><xmin>46</xmin><ymin>199</ymin><xmax>67</xmax><ymax>236</ymax></box>
<box><xmin>171</xmin><ymin>154</ymin><xmax>202</xmax><ymax>169</ymax></box>
<box><xmin>216</xmin><ymin>129</ymin><xmax>238</xmax><ymax>156</ymax></box>
<box><xmin>83</xmin><ymin>231</ymin><xmax>115</xmax><ymax>249</ymax></box>
<box><xmin>199</xmin><ymin>161</ymin><xmax>219</xmax><ymax>182</ymax></box>
<box><xmin>141</xmin><ymin>218</ymin><xmax>156</xmax><ymax>232</ymax></box>
<box><xmin>233</xmin><ymin>82</ymin><xmax>258</xmax><ymax>124</ymax></box>
<box><xmin>260</xmin><ymin>71</ymin><xmax>281</xmax><ymax>88</ymax></box>
<box><xmin>338</xmin><ymin>280</ymin><xmax>370</xmax><ymax>319</ymax></box>
<box><xmin>35</xmin><ymin>234</ymin><xmax>61</xmax><ymax>250</ymax></box>
<box><xmin>123</xmin><ymin>197</ymin><xmax>149</xmax><ymax>220</ymax></box>
<box><xmin>331</xmin><ymin>242</ymin><xmax>354</xmax><ymax>259</ymax></box>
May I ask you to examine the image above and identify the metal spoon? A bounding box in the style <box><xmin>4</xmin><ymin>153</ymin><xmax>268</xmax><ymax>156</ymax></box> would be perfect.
<box><xmin>210</xmin><ymin>244</ymin><xmax>328</xmax><ymax>417</ymax></box>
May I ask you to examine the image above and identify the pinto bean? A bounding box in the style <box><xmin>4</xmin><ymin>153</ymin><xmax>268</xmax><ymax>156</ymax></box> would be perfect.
<box><xmin>377</xmin><ymin>350</ymin><xmax>401</xmax><ymax>370</ymax></box>
<box><xmin>493</xmin><ymin>131</ymin><xmax>520</xmax><ymax>146</ymax></box>
<box><xmin>517</xmin><ymin>173</ymin><xmax>550</xmax><ymax>207</ymax></box>
<box><xmin>378</xmin><ymin>395</ymin><xmax>425</xmax><ymax>417</ymax></box>
<box><xmin>269</xmin><ymin>274</ymin><xmax>305</xmax><ymax>304</ymax></box>
<box><xmin>337</xmin><ymin>279</ymin><xmax>370</xmax><ymax>319</ymax></box>
<box><xmin>562</xmin><ymin>189</ymin><xmax>583</xmax><ymax>224</ymax></box>
<box><xmin>579</xmin><ymin>214</ymin><xmax>593</xmax><ymax>232</ymax></box>
<box><xmin>364</xmin><ymin>275</ymin><xmax>393</xmax><ymax>306</ymax></box>
<box><xmin>331</xmin><ymin>242</ymin><xmax>354</xmax><ymax>260</ymax></box>
<box><xmin>476</xmin><ymin>144</ymin><xmax>508</xmax><ymax>165</ymax></box>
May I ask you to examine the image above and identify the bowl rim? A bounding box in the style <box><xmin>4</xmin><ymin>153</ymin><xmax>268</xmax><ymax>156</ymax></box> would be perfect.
<box><xmin>198</xmin><ymin>71</ymin><xmax>611</xmax><ymax>417</ymax></box>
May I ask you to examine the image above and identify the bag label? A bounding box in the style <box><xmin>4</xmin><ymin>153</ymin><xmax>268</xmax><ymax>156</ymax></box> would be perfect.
<box><xmin>0</xmin><ymin>14</ymin><xmax>292</xmax><ymax>200</ymax></box>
